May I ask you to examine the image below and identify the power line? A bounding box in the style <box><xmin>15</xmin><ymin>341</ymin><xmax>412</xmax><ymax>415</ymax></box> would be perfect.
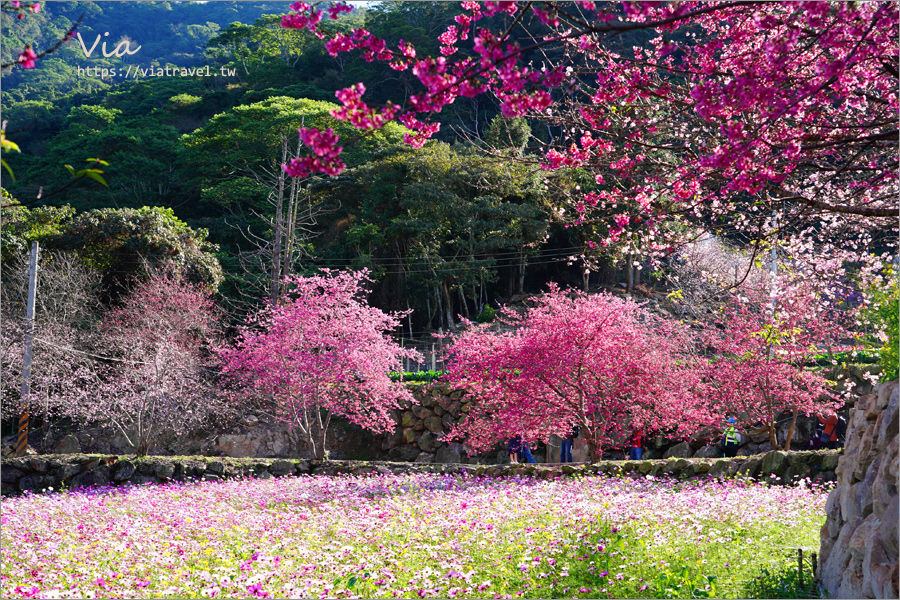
<box><xmin>45</xmin><ymin>245</ymin><xmax>590</xmax><ymax>268</ymax></box>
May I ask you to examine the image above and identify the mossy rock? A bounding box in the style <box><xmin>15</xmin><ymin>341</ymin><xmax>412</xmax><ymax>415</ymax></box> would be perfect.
<box><xmin>820</xmin><ymin>452</ymin><xmax>841</xmax><ymax>471</ymax></box>
<box><xmin>709</xmin><ymin>459</ymin><xmax>739</xmax><ymax>478</ymax></box>
<box><xmin>651</xmin><ymin>462</ymin><xmax>668</xmax><ymax>477</ymax></box>
<box><xmin>637</xmin><ymin>461</ymin><xmax>654</xmax><ymax>475</ymax></box>
<box><xmin>737</xmin><ymin>458</ymin><xmax>762</xmax><ymax>478</ymax></box>
<box><xmin>760</xmin><ymin>450</ymin><xmax>789</xmax><ymax>476</ymax></box>
<box><xmin>693</xmin><ymin>461</ymin><xmax>712</xmax><ymax>474</ymax></box>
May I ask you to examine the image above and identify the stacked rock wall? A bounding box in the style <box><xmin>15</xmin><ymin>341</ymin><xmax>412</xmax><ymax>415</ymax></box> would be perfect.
<box><xmin>818</xmin><ymin>380</ymin><xmax>898</xmax><ymax>599</ymax></box>
<box><xmin>1</xmin><ymin>449</ymin><xmax>841</xmax><ymax>497</ymax></box>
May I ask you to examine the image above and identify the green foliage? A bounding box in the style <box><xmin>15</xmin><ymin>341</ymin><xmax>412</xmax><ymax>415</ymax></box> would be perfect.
<box><xmin>168</xmin><ymin>94</ymin><xmax>202</xmax><ymax>109</ymax></box>
<box><xmin>389</xmin><ymin>370</ymin><xmax>444</xmax><ymax>382</ymax></box>
<box><xmin>1</xmin><ymin>129</ymin><xmax>20</xmax><ymax>182</ymax></box>
<box><xmin>655</xmin><ymin>565</ymin><xmax>719</xmax><ymax>598</ymax></box>
<box><xmin>8</xmin><ymin>102</ymin><xmax>185</xmax><ymax>211</ymax></box>
<box><xmin>0</xmin><ymin>0</ymin><xmax>684</xmax><ymax>321</ymax></box>
<box><xmin>310</xmin><ymin>142</ymin><xmax>549</xmax><ymax>318</ymax></box>
<box><xmin>806</xmin><ymin>350</ymin><xmax>880</xmax><ymax>366</ymax></box>
<box><xmin>0</xmin><ymin>202</ymin><xmax>75</xmax><ymax>263</ymax></box>
<box><xmin>206</xmin><ymin>14</ymin><xmax>320</xmax><ymax>73</ymax></box>
<box><xmin>183</xmin><ymin>96</ymin><xmax>407</xmax><ymax>185</ymax></box>
<box><xmin>863</xmin><ymin>267</ymin><xmax>900</xmax><ymax>381</ymax></box>
<box><xmin>485</xmin><ymin>116</ymin><xmax>531</xmax><ymax>153</ymax></box>
<box><xmin>476</xmin><ymin>305</ymin><xmax>496</xmax><ymax>323</ymax></box>
<box><xmin>742</xmin><ymin>562</ymin><xmax>821</xmax><ymax>599</ymax></box>
<box><xmin>44</xmin><ymin>206</ymin><xmax>223</xmax><ymax>290</ymax></box>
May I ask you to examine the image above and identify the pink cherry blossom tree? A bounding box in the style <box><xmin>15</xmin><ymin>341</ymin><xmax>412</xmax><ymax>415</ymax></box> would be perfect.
<box><xmin>64</xmin><ymin>271</ymin><xmax>228</xmax><ymax>456</ymax></box>
<box><xmin>278</xmin><ymin>1</ymin><xmax>897</xmax><ymax>288</ymax></box>
<box><xmin>221</xmin><ymin>270</ymin><xmax>421</xmax><ymax>460</ymax></box>
<box><xmin>703</xmin><ymin>280</ymin><xmax>849</xmax><ymax>450</ymax></box>
<box><xmin>442</xmin><ymin>285</ymin><xmax>712</xmax><ymax>460</ymax></box>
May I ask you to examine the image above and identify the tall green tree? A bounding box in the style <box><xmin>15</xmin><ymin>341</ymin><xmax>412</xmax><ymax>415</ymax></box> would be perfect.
<box><xmin>309</xmin><ymin>142</ymin><xmax>549</xmax><ymax>331</ymax></box>
<box><xmin>183</xmin><ymin>96</ymin><xmax>407</xmax><ymax>305</ymax></box>
<box><xmin>43</xmin><ymin>206</ymin><xmax>223</xmax><ymax>293</ymax></box>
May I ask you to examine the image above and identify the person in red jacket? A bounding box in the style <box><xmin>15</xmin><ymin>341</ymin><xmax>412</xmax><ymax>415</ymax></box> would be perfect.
<box><xmin>818</xmin><ymin>413</ymin><xmax>839</xmax><ymax>449</ymax></box>
<box><xmin>629</xmin><ymin>427</ymin><xmax>644</xmax><ymax>460</ymax></box>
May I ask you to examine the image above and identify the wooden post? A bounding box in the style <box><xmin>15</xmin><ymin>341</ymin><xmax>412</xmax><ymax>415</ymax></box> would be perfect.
<box><xmin>811</xmin><ymin>551</ymin><xmax>817</xmax><ymax>581</ymax></box>
<box><xmin>17</xmin><ymin>241</ymin><xmax>39</xmax><ymax>457</ymax></box>
<box><xmin>626</xmin><ymin>252</ymin><xmax>634</xmax><ymax>293</ymax></box>
<box><xmin>798</xmin><ymin>548</ymin><xmax>803</xmax><ymax>589</ymax></box>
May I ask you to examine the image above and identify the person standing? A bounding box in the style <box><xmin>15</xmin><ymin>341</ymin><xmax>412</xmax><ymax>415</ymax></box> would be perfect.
<box><xmin>517</xmin><ymin>437</ymin><xmax>537</xmax><ymax>463</ymax></box>
<box><xmin>560</xmin><ymin>424</ymin><xmax>580</xmax><ymax>463</ymax></box>
<box><xmin>508</xmin><ymin>435</ymin><xmax>522</xmax><ymax>463</ymax></box>
<box><xmin>629</xmin><ymin>426</ymin><xmax>644</xmax><ymax>460</ymax></box>
<box><xmin>721</xmin><ymin>418</ymin><xmax>742</xmax><ymax>457</ymax></box>
<box><xmin>817</xmin><ymin>413</ymin><xmax>839</xmax><ymax>449</ymax></box>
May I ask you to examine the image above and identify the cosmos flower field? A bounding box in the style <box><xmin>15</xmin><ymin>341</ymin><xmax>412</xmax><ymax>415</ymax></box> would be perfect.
<box><xmin>1</xmin><ymin>473</ymin><xmax>829</xmax><ymax>599</ymax></box>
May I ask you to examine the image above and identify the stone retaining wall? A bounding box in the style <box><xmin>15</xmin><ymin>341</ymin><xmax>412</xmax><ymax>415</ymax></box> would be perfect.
<box><xmin>818</xmin><ymin>380</ymin><xmax>898</xmax><ymax>599</ymax></box>
<box><xmin>1</xmin><ymin>449</ymin><xmax>840</xmax><ymax>497</ymax></box>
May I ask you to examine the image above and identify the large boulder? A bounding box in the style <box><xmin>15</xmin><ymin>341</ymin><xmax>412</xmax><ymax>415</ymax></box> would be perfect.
<box><xmin>694</xmin><ymin>445</ymin><xmax>721</xmax><ymax>459</ymax></box>
<box><xmin>412</xmin><ymin>406</ymin><xmax>434</xmax><ymax>420</ymax></box>
<box><xmin>154</xmin><ymin>462</ymin><xmax>175</xmax><ymax>480</ymax></box>
<box><xmin>709</xmin><ymin>458</ymin><xmax>734</xmax><ymax>478</ymax></box>
<box><xmin>381</xmin><ymin>427</ymin><xmax>404</xmax><ymax>451</ymax></box>
<box><xmin>402</xmin><ymin>428</ymin><xmax>416</xmax><ymax>444</ymax></box>
<box><xmin>1</xmin><ymin>467</ymin><xmax>24</xmax><ymax>484</ymax></box>
<box><xmin>216</xmin><ymin>434</ymin><xmax>259</xmax><ymax>458</ymax></box>
<box><xmin>423</xmin><ymin>416</ymin><xmax>443</xmax><ymax>433</ymax></box>
<box><xmin>760</xmin><ymin>450</ymin><xmax>788</xmax><ymax>477</ymax></box>
<box><xmin>112</xmin><ymin>460</ymin><xmax>136</xmax><ymax>482</ymax></box>
<box><xmin>663</xmin><ymin>441</ymin><xmax>692</xmax><ymax>459</ymax></box>
<box><xmin>269</xmin><ymin>460</ymin><xmax>293</xmax><ymax>477</ymax></box>
<box><xmin>18</xmin><ymin>475</ymin><xmax>53</xmax><ymax>492</ymax></box>
<box><xmin>435</xmin><ymin>443</ymin><xmax>463</xmax><ymax>464</ymax></box>
<box><xmin>70</xmin><ymin>466</ymin><xmax>111</xmax><ymax>489</ymax></box>
<box><xmin>417</xmin><ymin>431</ymin><xmax>440</xmax><ymax>453</ymax></box>
<box><xmin>388</xmin><ymin>445</ymin><xmax>420</xmax><ymax>462</ymax></box>
<box><xmin>52</xmin><ymin>435</ymin><xmax>81</xmax><ymax>455</ymax></box>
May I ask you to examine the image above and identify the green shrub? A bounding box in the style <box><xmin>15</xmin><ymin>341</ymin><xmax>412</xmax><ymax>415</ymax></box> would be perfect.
<box><xmin>742</xmin><ymin>561</ymin><xmax>821</xmax><ymax>599</ymax></box>
<box><xmin>476</xmin><ymin>305</ymin><xmax>496</xmax><ymax>323</ymax></box>
<box><xmin>389</xmin><ymin>370</ymin><xmax>444</xmax><ymax>383</ymax></box>
<box><xmin>862</xmin><ymin>267</ymin><xmax>899</xmax><ymax>381</ymax></box>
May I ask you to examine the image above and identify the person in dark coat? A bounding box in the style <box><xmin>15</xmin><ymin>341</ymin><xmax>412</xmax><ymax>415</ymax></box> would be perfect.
<box><xmin>508</xmin><ymin>435</ymin><xmax>522</xmax><ymax>463</ymax></box>
<box><xmin>561</xmin><ymin>424</ymin><xmax>580</xmax><ymax>462</ymax></box>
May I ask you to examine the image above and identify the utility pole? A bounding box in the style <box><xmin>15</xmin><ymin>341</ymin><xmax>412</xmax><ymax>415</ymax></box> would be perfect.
<box><xmin>770</xmin><ymin>211</ymin><xmax>778</xmax><ymax>315</ymax></box>
<box><xmin>16</xmin><ymin>241</ymin><xmax>39</xmax><ymax>457</ymax></box>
